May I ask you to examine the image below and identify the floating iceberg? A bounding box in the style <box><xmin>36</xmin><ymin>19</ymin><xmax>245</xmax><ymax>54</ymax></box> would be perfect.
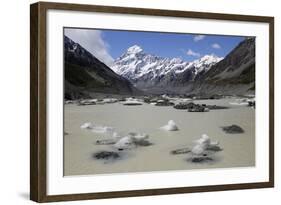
<box><xmin>191</xmin><ymin>144</ymin><xmax>206</xmax><ymax>155</ymax></box>
<box><xmin>194</xmin><ymin>134</ymin><xmax>211</xmax><ymax>146</ymax></box>
<box><xmin>170</xmin><ymin>134</ymin><xmax>221</xmax><ymax>163</ymax></box>
<box><xmin>80</xmin><ymin>122</ymin><xmax>94</xmax><ymax>129</ymax></box>
<box><xmin>131</xmin><ymin>133</ymin><xmax>149</xmax><ymax>143</ymax></box>
<box><xmin>229</xmin><ymin>102</ymin><xmax>248</xmax><ymax>106</ymax></box>
<box><xmin>112</xmin><ymin>132</ymin><xmax>122</xmax><ymax>139</ymax></box>
<box><xmin>91</xmin><ymin>126</ymin><xmax>114</xmax><ymax>134</ymax></box>
<box><xmin>229</xmin><ymin>98</ymin><xmax>249</xmax><ymax>106</ymax></box>
<box><xmin>103</xmin><ymin>98</ymin><xmax>118</xmax><ymax>103</ymax></box>
<box><xmin>114</xmin><ymin>133</ymin><xmax>150</xmax><ymax>150</ymax></box>
<box><xmin>122</xmin><ymin>97</ymin><xmax>143</xmax><ymax>105</ymax></box>
<box><xmin>191</xmin><ymin>134</ymin><xmax>220</xmax><ymax>156</ymax></box>
<box><xmin>80</xmin><ymin>122</ymin><xmax>114</xmax><ymax>134</ymax></box>
<box><xmin>122</xmin><ymin>100</ymin><xmax>143</xmax><ymax>106</ymax></box>
<box><xmin>78</xmin><ymin>99</ymin><xmax>97</xmax><ymax>106</ymax></box>
<box><xmin>114</xmin><ymin>136</ymin><xmax>135</xmax><ymax>150</ymax></box>
<box><xmin>161</xmin><ymin>120</ymin><xmax>179</xmax><ymax>131</ymax></box>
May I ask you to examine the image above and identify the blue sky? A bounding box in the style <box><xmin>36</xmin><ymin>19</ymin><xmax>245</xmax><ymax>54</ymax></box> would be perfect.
<box><xmin>102</xmin><ymin>30</ymin><xmax>244</xmax><ymax>61</ymax></box>
<box><xmin>65</xmin><ymin>28</ymin><xmax>245</xmax><ymax>66</ymax></box>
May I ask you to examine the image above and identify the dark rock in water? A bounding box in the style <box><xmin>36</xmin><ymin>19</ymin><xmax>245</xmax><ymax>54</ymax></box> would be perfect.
<box><xmin>94</xmin><ymin>151</ymin><xmax>120</xmax><ymax>160</ymax></box>
<box><xmin>222</xmin><ymin>125</ymin><xmax>244</xmax><ymax>134</ymax></box>
<box><xmin>188</xmin><ymin>104</ymin><xmax>209</xmax><ymax>112</ymax></box>
<box><xmin>123</xmin><ymin>102</ymin><xmax>143</xmax><ymax>106</ymax></box>
<box><xmin>135</xmin><ymin>140</ymin><xmax>153</xmax><ymax>147</ymax></box>
<box><xmin>143</xmin><ymin>97</ymin><xmax>152</xmax><ymax>103</ymax></box>
<box><xmin>155</xmin><ymin>100</ymin><xmax>174</xmax><ymax>106</ymax></box>
<box><xmin>209</xmin><ymin>94</ymin><xmax>223</xmax><ymax>99</ymax></box>
<box><xmin>173</xmin><ymin>103</ymin><xmax>191</xmax><ymax>110</ymax></box>
<box><xmin>206</xmin><ymin>105</ymin><xmax>229</xmax><ymax>110</ymax></box>
<box><xmin>206</xmin><ymin>145</ymin><xmax>223</xmax><ymax>152</ymax></box>
<box><xmin>173</xmin><ymin>102</ymin><xmax>209</xmax><ymax>112</ymax></box>
<box><xmin>174</xmin><ymin>102</ymin><xmax>196</xmax><ymax>110</ymax></box>
<box><xmin>191</xmin><ymin>156</ymin><xmax>213</xmax><ymax>163</ymax></box>
<box><xmin>248</xmin><ymin>100</ymin><xmax>255</xmax><ymax>108</ymax></box>
<box><xmin>174</xmin><ymin>102</ymin><xmax>228</xmax><ymax>111</ymax></box>
<box><xmin>173</xmin><ymin>104</ymin><xmax>187</xmax><ymax>110</ymax></box>
<box><xmin>188</xmin><ymin>107</ymin><xmax>205</xmax><ymax>112</ymax></box>
<box><xmin>119</xmin><ymin>97</ymin><xmax>127</xmax><ymax>102</ymax></box>
<box><xmin>95</xmin><ymin>139</ymin><xmax>116</xmax><ymax>145</ymax></box>
<box><xmin>170</xmin><ymin>148</ymin><xmax>191</xmax><ymax>155</ymax></box>
<box><xmin>185</xmin><ymin>102</ymin><xmax>196</xmax><ymax>108</ymax></box>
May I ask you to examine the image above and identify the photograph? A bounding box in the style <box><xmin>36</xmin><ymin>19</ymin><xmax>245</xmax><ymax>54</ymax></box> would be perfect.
<box><xmin>63</xmin><ymin>28</ymin><xmax>256</xmax><ymax>176</ymax></box>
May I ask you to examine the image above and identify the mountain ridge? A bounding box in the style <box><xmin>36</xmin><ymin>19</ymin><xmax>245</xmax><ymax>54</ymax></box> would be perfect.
<box><xmin>64</xmin><ymin>36</ymin><xmax>141</xmax><ymax>100</ymax></box>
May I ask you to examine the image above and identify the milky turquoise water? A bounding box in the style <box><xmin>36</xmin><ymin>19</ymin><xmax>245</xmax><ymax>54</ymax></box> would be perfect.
<box><xmin>64</xmin><ymin>99</ymin><xmax>255</xmax><ymax>176</ymax></box>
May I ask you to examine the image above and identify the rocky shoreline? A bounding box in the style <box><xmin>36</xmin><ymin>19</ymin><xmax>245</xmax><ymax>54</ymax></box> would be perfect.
<box><xmin>66</xmin><ymin>94</ymin><xmax>254</xmax><ymax>113</ymax></box>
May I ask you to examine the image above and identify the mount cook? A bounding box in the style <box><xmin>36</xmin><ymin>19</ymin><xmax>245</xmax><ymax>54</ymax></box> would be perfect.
<box><xmin>111</xmin><ymin>38</ymin><xmax>255</xmax><ymax>95</ymax></box>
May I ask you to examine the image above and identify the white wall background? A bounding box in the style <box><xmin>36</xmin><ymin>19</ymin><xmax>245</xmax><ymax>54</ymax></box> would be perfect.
<box><xmin>0</xmin><ymin>0</ymin><xmax>279</xmax><ymax>204</ymax></box>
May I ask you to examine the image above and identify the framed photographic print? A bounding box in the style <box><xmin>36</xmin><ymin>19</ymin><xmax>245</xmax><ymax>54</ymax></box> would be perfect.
<box><xmin>30</xmin><ymin>1</ymin><xmax>274</xmax><ymax>202</ymax></box>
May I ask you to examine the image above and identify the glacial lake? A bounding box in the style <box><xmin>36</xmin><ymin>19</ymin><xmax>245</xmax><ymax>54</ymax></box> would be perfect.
<box><xmin>64</xmin><ymin>98</ymin><xmax>255</xmax><ymax>176</ymax></box>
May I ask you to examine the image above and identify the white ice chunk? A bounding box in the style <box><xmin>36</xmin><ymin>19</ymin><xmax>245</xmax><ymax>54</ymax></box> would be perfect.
<box><xmin>210</xmin><ymin>140</ymin><xmax>219</xmax><ymax>146</ymax></box>
<box><xmin>80</xmin><ymin>122</ymin><xmax>114</xmax><ymax>134</ymax></box>
<box><xmin>103</xmin><ymin>98</ymin><xmax>118</xmax><ymax>103</ymax></box>
<box><xmin>122</xmin><ymin>99</ymin><xmax>143</xmax><ymax>105</ymax></box>
<box><xmin>114</xmin><ymin>136</ymin><xmax>135</xmax><ymax>150</ymax></box>
<box><xmin>191</xmin><ymin>144</ymin><xmax>206</xmax><ymax>155</ymax></box>
<box><xmin>191</xmin><ymin>134</ymin><xmax>220</xmax><ymax>155</ymax></box>
<box><xmin>161</xmin><ymin>120</ymin><xmax>179</xmax><ymax>131</ymax></box>
<box><xmin>113</xmin><ymin>133</ymin><xmax>149</xmax><ymax>150</ymax></box>
<box><xmin>91</xmin><ymin>126</ymin><xmax>114</xmax><ymax>134</ymax></box>
<box><xmin>229</xmin><ymin>98</ymin><xmax>249</xmax><ymax>106</ymax></box>
<box><xmin>195</xmin><ymin>134</ymin><xmax>210</xmax><ymax>146</ymax></box>
<box><xmin>131</xmin><ymin>133</ymin><xmax>149</xmax><ymax>143</ymax></box>
<box><xmin>80</xmin><ymin>122</ymin><xmax>94</xmax><ymax>129</ymax></box>
<box><xmin>112</xmin><ymin>132</ymin><xmax>122</xmax><ymax>139</ymax></box>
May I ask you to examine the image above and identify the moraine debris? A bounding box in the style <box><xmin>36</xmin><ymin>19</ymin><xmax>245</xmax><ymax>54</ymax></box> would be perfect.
<box><xmin>93</xmin><ymin>151</ymin><xmax>120</xmax><ymax>160</ymax></box>
<box><xmin>96</xmin><ymin>139</ymin><xmax>116</xmax><ymax>145</ymax></box>
<box><xmin>222</xmin><ymin>125</ymin><xmax>244</xmax><ymax>134</ymax></box>
<box><xmin>170</xmin><ymin>147</ymin><xmax>191</xmax><ymax>155</ymax></box>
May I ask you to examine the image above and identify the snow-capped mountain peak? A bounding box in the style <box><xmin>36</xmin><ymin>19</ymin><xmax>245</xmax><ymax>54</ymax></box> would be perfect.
<box><xmin>126</xmin><ymin>45</ymin><xmax>143</xmax><ymax>54</ymax></box>
<box><xmin>192</xmin><ymin>54</ymin><xmax>223</xmax><ymax>73</ymax></box>
<box><xmin>196</xmin><ymin>54</ymin><xmax>222</xmax><ymax>65</ymax></box>
<box><xmin>111</xmin><ymin>45</ymin><xmax>223</xmax><ymax>90</ymax></box>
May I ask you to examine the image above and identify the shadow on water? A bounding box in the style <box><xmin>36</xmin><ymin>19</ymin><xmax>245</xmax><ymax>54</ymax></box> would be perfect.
<box><xmin>186</xmin><ymin>154</ymin><xmax>223</xmax><ymax>165</ymax></box>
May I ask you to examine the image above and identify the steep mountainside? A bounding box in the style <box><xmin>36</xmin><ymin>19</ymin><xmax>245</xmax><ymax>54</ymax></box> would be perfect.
<box><xmin>112</xmin><ymin>38</ymin><xmax>255</xmax><ymax>95</ymax></box>
<box><xmin>192</xmin><ymin>37</ymin><xmax>255</xmax><ymax>95</ymax></box>
<box><xmin>64</xmin><ymin>36</ymin><xmax>140</xmax><ymax>99</ymax></box>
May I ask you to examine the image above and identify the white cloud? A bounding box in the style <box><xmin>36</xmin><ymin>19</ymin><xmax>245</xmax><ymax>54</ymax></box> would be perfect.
<box><xmin>186</xmin><ymin>49</ymin><xmax>201</xmax><ymax>57</ymax></box>
<box><xmin>193</xmin><ymin>35</ymin><xmax>205</xmax><ymax>42</ymax></box>
<box><xmin>64</xmin><ymin>28</ymin><xmax>114</xmax><ymax>66</ymax></box>
<box><xmin>212</xmin><ymin>43</ymin><xmax>221</xmax><ymax>49</ymax></box>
